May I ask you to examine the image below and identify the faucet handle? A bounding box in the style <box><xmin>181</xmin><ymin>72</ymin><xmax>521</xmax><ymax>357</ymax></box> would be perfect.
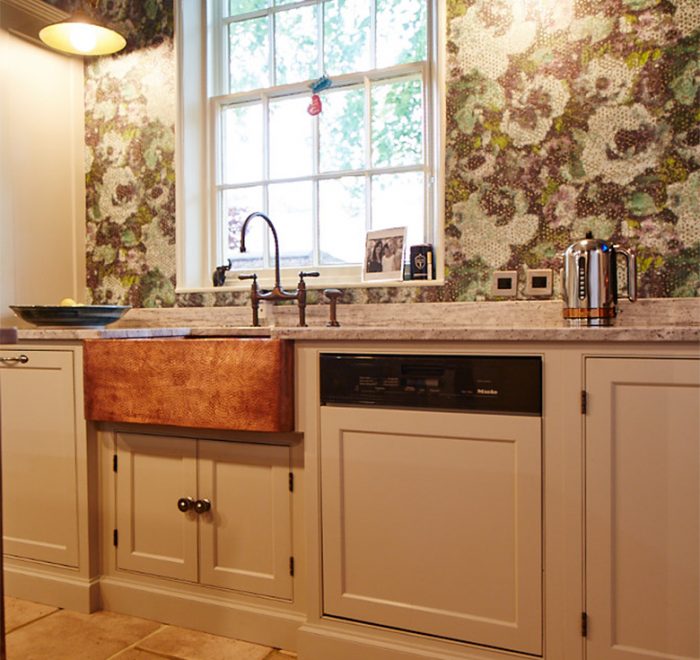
<box><xmin>238</xmin><ymin>273</ymin><xmax>258</xmax><ymax>282</ymax></box>
<box><xmin>298</xmin><ymin>271</ymin><xmax>320</xmax><ymax>283</ymax></box>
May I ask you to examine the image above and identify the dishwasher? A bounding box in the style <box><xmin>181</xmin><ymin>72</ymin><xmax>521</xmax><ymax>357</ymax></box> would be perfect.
<box><xmin>318</xmin><ymin>353</ymin><xmax>543</xmax><ymax>656</ymax></box>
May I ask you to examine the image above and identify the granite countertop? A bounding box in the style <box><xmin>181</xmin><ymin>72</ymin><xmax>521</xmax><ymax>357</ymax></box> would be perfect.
<box><xmin>7</xmin><ymin>299</ymin><xmax>699</xmax><ymax>344</ymax></box>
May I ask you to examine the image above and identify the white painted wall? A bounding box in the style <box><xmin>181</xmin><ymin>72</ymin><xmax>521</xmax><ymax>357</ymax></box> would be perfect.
<box><xmin>0</xmin><ymin>23</ymin><xmax>85</xmax><ymax>327</ymax></box>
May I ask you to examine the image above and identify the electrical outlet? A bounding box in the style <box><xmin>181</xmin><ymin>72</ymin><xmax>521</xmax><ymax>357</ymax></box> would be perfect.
<box><xmin>491</xmin><ymin>271</ymin><xmax>518</xmax><ymax>297</ymax></box>
<box><xmin>524</xmin><ymin>269</ymin><xmax>553</xmax><ymax>297</ymax></box>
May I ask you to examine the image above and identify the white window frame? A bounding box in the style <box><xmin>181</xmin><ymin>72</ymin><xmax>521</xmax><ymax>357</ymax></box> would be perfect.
<box><xmin>176</xmin><ymin>0</ymin><xmax>445</xmax><ymax>293</ymax></box>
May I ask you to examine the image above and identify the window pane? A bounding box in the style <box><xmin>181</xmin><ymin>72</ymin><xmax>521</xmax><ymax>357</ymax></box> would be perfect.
<box><xmin>268</xmin><ymin>181</ymin><xmax>313</xmax><ymax>267</ymax></box>
<box><xmin>222</xmin><ymin>103</ymin><xmax>263</xmax><ymax>184</ymax></box>
<box><xmin>229</xmin><ymin>17</ymin><xmax>270</xmax><ymax>93</ymax></box>
<box><xmin>376</xmin><ymin>0</ymin><xmax>427</xmax><ymax>68</ymax></box>
<box><xmin>223</xmin><ymin>187</ymin><xmax>265</xmax><ymax>269</ymax></box>
<box><xmin>229</xmin><ymin>0</ymin><xmax>269</xmax><ymax>16</ymax></box>
<box><xmin>319</xmin><ymin>177</ymin><xmax>365</xmax><ymax>265</ymax></box>
<box><xmin>269</xmin><ymin>96</ymin><xmax>313</xmax><ymax>179</ymax></box>
<box><xmin>319</xmin><ymin>86</ymin><xmax>365</xmax><ymax>173</ymax></box>
<box><xmin>275</xmin><ymin>6</ymin><xmax>319</xmax><ymax>86</ymax></box>
<box><xmin>372</xmin><ymin>77</ymin><xmax>423</xmax><ymax>168</ymax></box>
<box><xmin>324</xmin><ymin>0</ymin><xmax>371</xmax><ymax>76</ymax></box>
<box><xmin>372</xmin><ymin>172</ymin><xmax>424</xmax><ymax>248</ymax></box>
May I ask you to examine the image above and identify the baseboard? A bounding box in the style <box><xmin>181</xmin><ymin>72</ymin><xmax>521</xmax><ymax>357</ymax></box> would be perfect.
<box><xmin>3</xmin><ymin>564</ymin><xmax>99</xmax><ymax>613</ymax></box>
<box><xmin>99</xmin><ymin>575</ymin><xmax>304</xmax><ymax>652</ymax></box>
<box><xmin>297</xmin><ymin>623</ymin><xmax>525</xmax><ymax>660</ymax></box>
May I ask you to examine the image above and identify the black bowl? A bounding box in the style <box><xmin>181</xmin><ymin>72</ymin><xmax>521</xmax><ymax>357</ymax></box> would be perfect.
<box><xmin>10</xmin><ymin>305</ymin><xmax>131</xmax><ymax>328</ymax></box>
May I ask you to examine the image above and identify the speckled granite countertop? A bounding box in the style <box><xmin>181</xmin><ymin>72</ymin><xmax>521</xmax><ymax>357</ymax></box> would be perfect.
<box><xmin>6</xmin><ymin>298</ymin><xmax>698</xmax><ymax>344</ymax></box>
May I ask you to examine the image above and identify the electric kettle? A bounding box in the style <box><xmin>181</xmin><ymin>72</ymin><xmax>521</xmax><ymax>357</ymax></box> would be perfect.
<box><xmin>562</xmin><ymin>232</ymin><xmax>637</xmax><ymax>326</ymax></box>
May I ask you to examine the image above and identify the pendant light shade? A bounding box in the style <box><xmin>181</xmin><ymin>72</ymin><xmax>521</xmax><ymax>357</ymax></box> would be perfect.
<box><xmin>39</xmin><ymin>12</ymin><xmax>126</xmax><ymax>56</ymax></box>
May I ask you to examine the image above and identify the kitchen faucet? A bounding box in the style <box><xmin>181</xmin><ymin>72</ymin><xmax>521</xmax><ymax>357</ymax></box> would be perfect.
<box><xmin>239</xmin><ymin>211</ymin><xmax>319</xmax><ymax>327</ymax></box>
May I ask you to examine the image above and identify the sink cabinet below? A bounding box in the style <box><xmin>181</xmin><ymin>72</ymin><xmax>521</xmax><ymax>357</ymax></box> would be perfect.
<box><xmin>113</xmin><ymin>431</ymin><xmax>294</xmax><ymax>600</ymax></box>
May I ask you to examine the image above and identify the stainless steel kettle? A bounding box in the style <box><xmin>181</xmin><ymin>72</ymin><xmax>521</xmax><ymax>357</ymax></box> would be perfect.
<box><xmin>562</xmin><ymin>233</ymin><xmax>636</xmax><ymax>326</ymax></box>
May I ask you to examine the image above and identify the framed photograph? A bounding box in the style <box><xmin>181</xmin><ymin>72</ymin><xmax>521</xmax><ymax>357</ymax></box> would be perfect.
<box><xmin>362</xmin><ymin>227</ymin><xmax>407</xmax><ymax>282</ymax></box>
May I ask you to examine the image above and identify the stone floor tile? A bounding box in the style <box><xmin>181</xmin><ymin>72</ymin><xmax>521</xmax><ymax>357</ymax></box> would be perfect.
<box><xmin>6</xmin><ymin>609</ymin><xmax>161</xmax><ymax>660</ymax></box>
<box><xmin>3</xmin><ymin>597</ymin><xmax>58</xmax><ymax>632</ymax></box>
<box><xmin>137</xmin><ymin>625</ymin><xmax>272</xmax><ymax>660</ymax></box>
<box><xmin>108</xmin><ymin>648</ymin><xmax>170</xmax><ymax>659</ymax></box>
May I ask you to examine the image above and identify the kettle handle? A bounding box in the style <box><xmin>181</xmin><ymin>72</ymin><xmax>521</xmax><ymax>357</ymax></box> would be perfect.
<box><xmin>613</xmin><ymin>245</ymin><xmax>637</xmax><ymax>302</ymax></box>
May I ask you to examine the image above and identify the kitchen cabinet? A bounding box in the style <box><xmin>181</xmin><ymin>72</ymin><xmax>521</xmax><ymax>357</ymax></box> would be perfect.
<box><xmin>584</xmin><ymin>357</ymin><xmax>700</xmax><ymax>660</ymax></box>
<box><xmin>114</xmin><ymin>431</ymin><xmax>293</xmax><ymax>600</ymax></box>
<box><xmin>0</xmin><ymin>348</ymin><xmax>80</xmax><ymax>566</ymax></box>
<box><xmin>320</xmin><ymin>404</ymin><xmax>542</xmax><ymax>655</ymax></box>
<box><xmin>0</xmin><ymin>344</ymin><xmax>97</xmax><ymax>612</ymax></box>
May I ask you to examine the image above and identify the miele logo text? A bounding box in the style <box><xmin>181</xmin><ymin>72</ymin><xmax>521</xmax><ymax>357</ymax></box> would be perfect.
<box><xmin>477</xmin><ymin>388</ymin><xmax>498</xmax><ymax>395</ymax></box>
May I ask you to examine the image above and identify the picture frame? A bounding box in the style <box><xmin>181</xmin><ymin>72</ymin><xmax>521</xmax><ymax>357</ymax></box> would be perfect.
<box><xmin>362</xmin><ymin>227</ymin><xmax>407</xmax><ymax>282</ymax></box>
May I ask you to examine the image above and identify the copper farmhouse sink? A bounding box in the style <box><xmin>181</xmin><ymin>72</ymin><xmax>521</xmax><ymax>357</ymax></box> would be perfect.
<box><xmin>83</xmin><ymin>338</ymin><xmax>294</xmax><ymax>432</ymax></box>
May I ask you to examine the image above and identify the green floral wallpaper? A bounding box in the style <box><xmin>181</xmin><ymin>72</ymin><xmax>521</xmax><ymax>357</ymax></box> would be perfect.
<box><xmin>50</xmin><ymin>0</ymin><xmax>699</xmax><ymax>306</ymax></box>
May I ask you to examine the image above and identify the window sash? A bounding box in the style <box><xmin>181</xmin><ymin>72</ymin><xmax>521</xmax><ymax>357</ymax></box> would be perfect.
<box><xmin>213</xmin><ymin>61</ymin><xmax>432</xmax><ymax>274</ymax></box>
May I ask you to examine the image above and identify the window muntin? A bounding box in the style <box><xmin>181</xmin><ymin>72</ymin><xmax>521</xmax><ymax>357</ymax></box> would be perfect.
<box><xmin>211</xmin><ymin>0</ymin><xmax>434</xmax><ymax>281</ymax></box>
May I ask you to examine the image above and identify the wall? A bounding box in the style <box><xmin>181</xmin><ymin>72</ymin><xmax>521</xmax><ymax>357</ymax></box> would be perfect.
<box><xmin>0</xmin><ymin>22</ymin><xmax>85</xmax><ymax>326</ymax></box>
<box><xmin>51</xmin><ymin>0</ymin><xmax>699</xmax><ymax>307</ymax></box>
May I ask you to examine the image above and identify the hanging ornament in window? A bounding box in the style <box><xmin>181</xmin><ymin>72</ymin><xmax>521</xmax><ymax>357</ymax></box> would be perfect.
<box><xmin>307</xmin><ymin>75</ymin><xmax>332</xmax><ymax>116</ymax></box>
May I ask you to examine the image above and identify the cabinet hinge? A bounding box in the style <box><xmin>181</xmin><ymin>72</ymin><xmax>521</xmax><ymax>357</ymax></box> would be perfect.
<box><xmin>113</xmin><ymin>529</ymin><xmax>118</xmax><ymax>547</ymax></box>
<box><xmin>581</xmin><ymin>390</ymin><xmax>587</xmax><ymax>415</ymax></box>
<box><xmin>113</xmin><ymin>455</ymin><xmax>118</xmax><ymax>472</ymax></box>
<box><xmin>288</xmin><ymin>472</ymin><xmax>294</xmax><ymax>492</ymax></box>
<box><xmin>289</xmin><ymin>556</ymin><xmax>295</xmax><ymax>577</ymax></box>
<box><xmin>581</xmin><ymin>612</ymin><xmax>588</xmax><ymax>637</ymax></box>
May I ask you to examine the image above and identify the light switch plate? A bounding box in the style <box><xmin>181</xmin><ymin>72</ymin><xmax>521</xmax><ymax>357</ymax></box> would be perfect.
<box><xmin>491</xmin><ymin>270</ymin><xmax>518</xmax><ymax>297</ymax></box>
<box><xmin>524</xmin><ymin>268</ymin><xmax>553</xmax><ymax>296</ymax></box>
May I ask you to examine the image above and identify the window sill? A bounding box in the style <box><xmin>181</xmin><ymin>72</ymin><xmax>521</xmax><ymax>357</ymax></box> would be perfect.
<box><xmin>175</xmin><ymin>276</ymin><xmax>444</xmax><ymax>296</ymax></box>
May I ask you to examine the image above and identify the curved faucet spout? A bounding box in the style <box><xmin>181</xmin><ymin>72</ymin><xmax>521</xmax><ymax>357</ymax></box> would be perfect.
<box><xmin>240</xmin><ymin>211</ymin><xmax>281</xmax><ymax>290</ymax></box>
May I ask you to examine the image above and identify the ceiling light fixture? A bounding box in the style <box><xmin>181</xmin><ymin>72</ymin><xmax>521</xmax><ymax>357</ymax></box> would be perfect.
<box><xmin>39</xmin><ymin>10</ymin><xmax>126</xmax><ymax>56</ymax></box>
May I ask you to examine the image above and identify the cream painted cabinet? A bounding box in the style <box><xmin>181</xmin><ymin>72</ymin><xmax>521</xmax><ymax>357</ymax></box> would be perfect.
<box><xmin>585</xmin><ymin>358</ymin><xmax>700</xmax><ymax>660</ymax></box>
<box><xmin>320</xmin><ymin>406</ymin><xmax>542</xmax><ymax>655</ymax></box>
<box><xmin>115</xmin><ymin>432</ymin><xmax>293</xmax><ymax>599</ymax></box>
<box><xmin>0</xmin><ymin>348</ymin><xmax>80</xmax><ymax>567</ymax></box>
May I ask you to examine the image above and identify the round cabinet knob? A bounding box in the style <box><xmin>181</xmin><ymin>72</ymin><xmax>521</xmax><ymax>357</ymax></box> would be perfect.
<box><xmin>194</xmin><ymin>499</ymin><xmax>211</xmax><ymax>514</ymax></box>
<box><xmin>177</xmin><ymin>497</ymin><xmax>194</xmax><ymax>512</ymax></box>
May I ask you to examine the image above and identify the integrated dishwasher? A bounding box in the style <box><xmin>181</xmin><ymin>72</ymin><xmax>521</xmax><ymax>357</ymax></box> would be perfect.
<box><xmin>319</xmin><ymin>353</ymin><xmax>543</xmax><ymax>655</ymax></box>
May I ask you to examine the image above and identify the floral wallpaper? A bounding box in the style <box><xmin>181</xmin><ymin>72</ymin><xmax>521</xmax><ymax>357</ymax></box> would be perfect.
<box><xmin>50</xmin><ymin>0</ymin><xmax>699</xmax><ymax>306</ymax></box>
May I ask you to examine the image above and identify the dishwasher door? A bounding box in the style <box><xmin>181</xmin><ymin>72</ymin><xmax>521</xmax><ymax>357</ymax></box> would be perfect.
<box><xmin>319</xmin><ymin>354</ymin><xmax>542</xmax><ymax>655</ymax></box>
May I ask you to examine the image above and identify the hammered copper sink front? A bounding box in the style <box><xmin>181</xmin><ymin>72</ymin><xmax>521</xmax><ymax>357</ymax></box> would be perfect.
<box><xmin>83</xmin><ymin>338</ymin><xmax>294</xmax><ymax>432</ymax></box>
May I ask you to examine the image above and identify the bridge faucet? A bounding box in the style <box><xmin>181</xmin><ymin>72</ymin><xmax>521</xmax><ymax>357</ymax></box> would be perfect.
<box><xmin>239</xmin><ymin>211</ymin><xmax>318</xmax><ymax>327</ymax></box>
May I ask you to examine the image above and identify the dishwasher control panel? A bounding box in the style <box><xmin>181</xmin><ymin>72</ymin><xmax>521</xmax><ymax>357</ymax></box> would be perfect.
<box><xmin>320</xmin><ymin>353</ymin><xmax>542</xmax><ymax>415</ymax></box>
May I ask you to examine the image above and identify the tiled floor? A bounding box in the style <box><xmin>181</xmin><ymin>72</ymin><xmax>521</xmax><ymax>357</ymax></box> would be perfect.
<box><xmin>4</xmin><ymin>596</ymin><xmax>297</xmax><ymax>660</ymax></box>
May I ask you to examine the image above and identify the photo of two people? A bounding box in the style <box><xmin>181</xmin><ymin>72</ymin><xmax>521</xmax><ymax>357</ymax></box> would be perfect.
<box><xmin>362</xmin><ymin>227</ymin><xmax>407</xmax><ymax>281</ymax></box>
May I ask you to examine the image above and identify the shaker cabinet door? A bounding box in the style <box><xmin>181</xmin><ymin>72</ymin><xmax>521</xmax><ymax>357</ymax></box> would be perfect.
<box><xmin>1</xmin><ymin>349</ymin><xmax>79</xmax><ymax>567</ymax></box>
<box><xmin>115</xmin><ymin>432</ymin><xmax>198</xmax><ymax>582</ymax></box>
<box><xmin>198</xmin><ymin>440</ymin><xmax>293</xmax><ymax>599</ymax></box>
<box><xmin>585</xmin><ymin>358</ymin><xmax>700</xmax><ymax>660</ymax></box>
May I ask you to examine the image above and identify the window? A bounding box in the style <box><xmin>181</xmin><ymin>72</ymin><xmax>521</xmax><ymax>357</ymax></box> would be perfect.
<box><xmin>176</xmin><ymin>0</ymin><xmax>441</xmax><ymax>291</ymax></box>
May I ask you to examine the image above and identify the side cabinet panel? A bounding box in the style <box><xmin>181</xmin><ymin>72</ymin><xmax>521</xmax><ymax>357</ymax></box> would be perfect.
<box><xmin>585</xmin><ymin>358</ymin><xmax>700</xmax><ymax>660</ymax></box>
<box><xmin>1</xmin><ymin>349</ymin><xmax>79</xmax><ymax>567</ymax></box>
<box><xmin>198</xmin><ymin>440</ymin><xmax>293</xmax><ymax>599</ymax></box>
<box><xmin>115</xmin><ymin>433</ymin><xmax>198</xmax><ymax>581</ymax></box>
<box><xmin>320</xmin><ymin>406</ymin><xmax>542</xmax><ymax>655</ymax></box>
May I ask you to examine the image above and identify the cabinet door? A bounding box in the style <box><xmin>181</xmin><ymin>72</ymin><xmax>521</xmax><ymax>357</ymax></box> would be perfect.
<box><xmin>198</xmin><ymin>440</ymin><xmax>292</xmax><ymax>599</ymax></box>
<box><xmin>115</xmin><ymin>433</ymin><xmax>198</xmax><ymax>582</ymax></box>
<box><xmin>585</xmin><ymin>358</ymin><xmax>700</xmax><ymax>660</ymax></box>
<box><xmin>321</xmin><ymin>406</ymin><xmax>542</xmax><ymax>655</ymax></box>
<box><xmin>1</xmin><ymin>349</ymin><xmax>79</xmax><ymax>566</ymax></box>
